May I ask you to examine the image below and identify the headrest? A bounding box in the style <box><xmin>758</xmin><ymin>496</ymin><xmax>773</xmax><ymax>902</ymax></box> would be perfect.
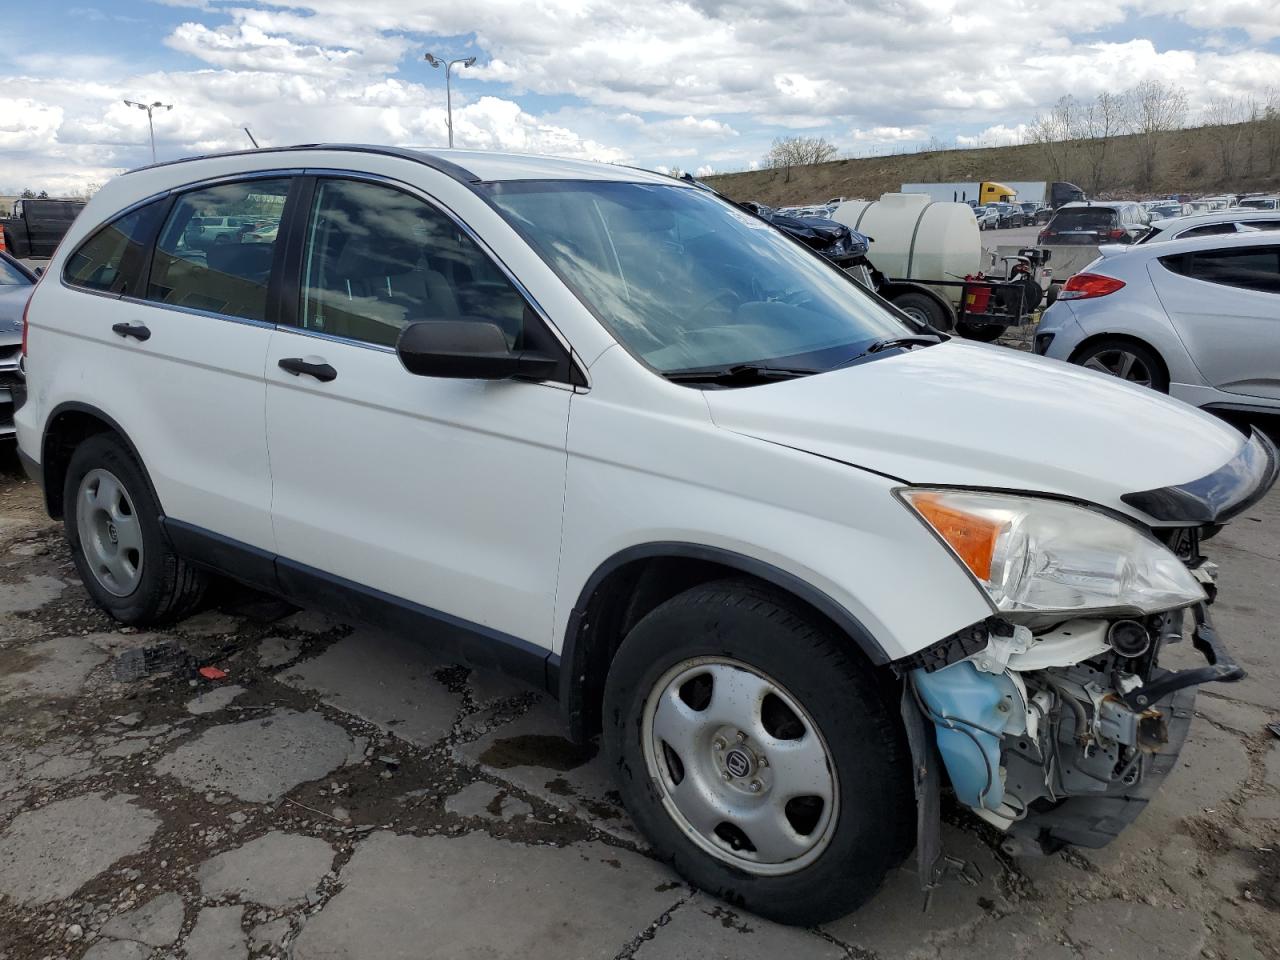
<box><xmin>206</xmin><ymin>242</ymin><xmax>274</xmax><ymax>280</ymax></box>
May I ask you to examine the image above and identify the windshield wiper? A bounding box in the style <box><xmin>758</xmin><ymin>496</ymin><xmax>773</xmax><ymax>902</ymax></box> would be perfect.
<box><xmin>663</xmin><ymin>362</ymin><xmax>819</xmax><ymax>385</ymax></box>
<box><xmin>831</xmin><ymin>335</ymin><xmax>943</xmax><ymax>368</ymax></box>
<box><xmin>864</xmin><ymin>335</ymin><xmax>943</xmax><ymax>353</ymax></box>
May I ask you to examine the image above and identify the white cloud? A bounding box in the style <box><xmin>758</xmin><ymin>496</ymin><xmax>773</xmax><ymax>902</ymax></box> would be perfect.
<box><xmin>852</xmin><ymin>126</ymin><xmax>926</xmax><ymax>142</ymax></box>
<box><xmin>955</xmin><ymin>123</ymin><xmax>1030</xmax><ymax>147</ymax></box>
<box><xmin>5</xmin><ymin>0</ymin><xmax>1280</xmax><ymax>191</ymax></box>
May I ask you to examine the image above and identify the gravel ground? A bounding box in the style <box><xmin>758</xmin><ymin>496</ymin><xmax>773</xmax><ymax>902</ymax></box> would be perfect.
<box><xmin>0</xmin><ymin>431</ymin><xmax>1277</xmax><ymax>959</ymax></box>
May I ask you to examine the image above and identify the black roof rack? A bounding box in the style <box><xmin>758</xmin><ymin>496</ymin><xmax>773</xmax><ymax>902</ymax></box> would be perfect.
<box><xmin>122</xmin><ymin>143</ymin><xmax>480</xmax><ymax>186</ymax></box>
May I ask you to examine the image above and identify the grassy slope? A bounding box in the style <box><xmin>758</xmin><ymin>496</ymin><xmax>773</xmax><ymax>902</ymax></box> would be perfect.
<box><xmin>704</xmin><ymin>123</ymin><xmax>1280</xmax><ymax>206</ymax></box>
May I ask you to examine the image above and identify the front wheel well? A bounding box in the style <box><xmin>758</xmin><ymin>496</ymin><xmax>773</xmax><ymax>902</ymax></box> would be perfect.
<box><xmin>560</xmin><ymin>550</ymin><xmax>890</xmax><ymax>742</ymax></box>
<box><xmin>1068</xmin><ymin>332</ymin><xmax>1169</xmax><ymax>384</ymax></box>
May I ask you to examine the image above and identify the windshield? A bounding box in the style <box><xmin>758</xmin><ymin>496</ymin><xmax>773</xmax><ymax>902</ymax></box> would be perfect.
<box><xmin>484</xmin><ymin>181</ymin><xmax>909</xmax><ymax>375</ymax></box>
<box><xmin>0</xmin><ymin>258</ymin><xmax>32</xmax><ymax>285</ymax></box>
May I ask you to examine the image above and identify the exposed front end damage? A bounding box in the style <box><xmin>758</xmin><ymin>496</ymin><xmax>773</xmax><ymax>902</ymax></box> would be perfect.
<box><xmin>893</xmin><ymin>430</ymin><xmax>1276</xmax><ymax>883</ymax></box>
<box><xmin>901</xmin><ymin>555</ymin><xmax>1244</xmax><ymax>879</ymax></box>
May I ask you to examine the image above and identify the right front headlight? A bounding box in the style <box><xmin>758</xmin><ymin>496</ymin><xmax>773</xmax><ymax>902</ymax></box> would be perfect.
<box><xmin>899</xmin><ymin>488</ymin><xmax>1206</xmax><ymax>616</ymax></box>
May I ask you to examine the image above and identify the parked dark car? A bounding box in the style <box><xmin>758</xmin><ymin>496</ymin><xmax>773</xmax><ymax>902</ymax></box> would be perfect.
<box><xmin>1</xmin><ymin>198</ymin><xmax>86</xmax><ymax>259</ymax></box>
<box><xmin>1036</xmin><ymin>201</ymin><xmax>1151</xmax><ymax>281</ymax></box>
<box><xmin>989</xmin><ymin>202</ymin><xmax>1026</xmax><ymax>228</ymax></box>
<box><xmin>1038</xmin><ymin>202</ymin><xmax>1149</xmax><ymax>245</ymax></box>
<box><xmin>0</xmin><ymin>250</ymin><xmax>36</xmax><ymax>440</ymax></box>
<box><xmin>738</xmin><ymin>201</ymin><xmax>869</xmax><ymax>266</ymax></box>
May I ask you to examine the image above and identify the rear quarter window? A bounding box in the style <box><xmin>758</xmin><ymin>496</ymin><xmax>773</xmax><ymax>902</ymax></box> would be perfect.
<box><xmin>1160</xmin><ymin>246</ymin><xmax>1280</xmax><ymax>293</ymax></box>
<box><xmin>62</xmin><ymin>200</ymin><xmax>167</xmax><ymax>296</ymax></box>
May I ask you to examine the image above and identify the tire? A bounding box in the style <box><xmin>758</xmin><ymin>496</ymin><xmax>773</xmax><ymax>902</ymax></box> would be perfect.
<box><xmin>603</xmin><ymin>579</ymin><xmax>914</xmax><ymax>926</ymax></box>
<box><xmin>1071</xmin><ymin>337</ymin><xmax>1169</xmax><ymax>392</ymax></box>
<box><xmin>890</xmin><ymin>290</ymin><xmax>951</xmax><ymax>331</ymax></box>
<box><xmin>63</xmin><ymin>433</ymin><xmax>207</xmax><ymax>625</ymax></box>
<box><xmin>956</xmin><ymin>321</ymin><xmax>1006</xmax><ymax>342</ymax></box>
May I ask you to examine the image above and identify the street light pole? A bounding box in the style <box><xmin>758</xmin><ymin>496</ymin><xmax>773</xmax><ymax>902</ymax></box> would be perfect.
<box><xmin>123</xmin><ymin>100</ymin><xmax>173</xmax><ymax>163</ymax></box>
<box><xmin>423</xmin><ymin>53</ymin><xmax>476</xmax><ymax>148</ymax></box>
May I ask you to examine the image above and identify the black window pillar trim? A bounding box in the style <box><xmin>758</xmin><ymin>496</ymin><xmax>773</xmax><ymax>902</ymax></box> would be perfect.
<box><xmin>269</xmin><ymin>175</ymin><xmax>315</xmax><ymax>329</ymax></box>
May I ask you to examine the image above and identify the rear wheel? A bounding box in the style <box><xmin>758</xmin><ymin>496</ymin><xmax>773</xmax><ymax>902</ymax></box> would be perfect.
<box><xmin>1072</xmin><ymin>338</ymin><xmax>1169</xmax><ymax>392</ymax></box>
<box><xmin>604</xmin><ymin>579</ymin><xmax>913</xmax><ymax>925</ymax></box>
<box><xmin>64</xmin><ymin>434</ymin><xmax>207</xmax><ymax>625</ymax></box>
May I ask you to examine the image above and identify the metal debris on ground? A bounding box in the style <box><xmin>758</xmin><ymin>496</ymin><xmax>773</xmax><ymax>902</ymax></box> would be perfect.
<box><xmin>1268</xmin><ymin>721</ymin><xmax>1280</xmax><ymax>739</ymax></box>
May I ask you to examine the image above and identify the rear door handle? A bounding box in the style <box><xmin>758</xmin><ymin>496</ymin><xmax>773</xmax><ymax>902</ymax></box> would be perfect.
<box><xmin>111</xmin><ymin>322</ymin><xmax>151</xmax><ymax>342</ymax></box>
<box><xmin>278</xmin><ymin>357</ymin><xmax>337</xmax><ymax>382</ymax></box>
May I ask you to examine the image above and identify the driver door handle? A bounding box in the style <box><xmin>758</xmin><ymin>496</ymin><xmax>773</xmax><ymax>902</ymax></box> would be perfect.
<box><xmin>111</xmin><ymin>322</ymin><xmax>151</xmax><ymax>342</ymax></box>
<box><xmin>278</xmin><ymin>357</ymin><xmax>338</xmax><ymax>382</ymax></box>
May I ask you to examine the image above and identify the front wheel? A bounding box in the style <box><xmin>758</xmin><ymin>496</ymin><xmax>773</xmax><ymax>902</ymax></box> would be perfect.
<box><xmin>604</xmin><ymin>580</ymin><xmax>914</xmax><ymax>925</ymax></box>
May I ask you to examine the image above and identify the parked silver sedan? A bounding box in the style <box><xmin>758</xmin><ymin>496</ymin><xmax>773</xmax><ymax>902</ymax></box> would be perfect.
<box><xmin>1035</xmin><ymin>232</ymin><xmax>1280</xmax><ymax>413</ymax></box>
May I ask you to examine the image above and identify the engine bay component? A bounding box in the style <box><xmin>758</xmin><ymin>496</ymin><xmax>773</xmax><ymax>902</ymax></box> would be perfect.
<box><xmin>1108</xmin><ymin>619</ymin><xmax>1150</xmax><ymax>657</ymax></box>
<box><xmin>910</xmin><ymin>601</ymin><xmax>1245</xmax><ymax>857</ymax></box>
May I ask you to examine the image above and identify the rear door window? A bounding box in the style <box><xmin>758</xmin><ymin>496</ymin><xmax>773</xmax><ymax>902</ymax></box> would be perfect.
<box><xmin>146</xmin><ymin>178</ymin><xmax>291</xmax><ymax>322</ymax></box>
<box><xmin>62</xmin><ymin>200</ymin><xmax>167</xmax><ymax>296</ymax></box>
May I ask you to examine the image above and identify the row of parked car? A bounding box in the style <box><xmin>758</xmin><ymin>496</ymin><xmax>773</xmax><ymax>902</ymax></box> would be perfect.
<box><xmin>974</xmin><ymin>201</ymin><xmax>1050</xmax><ymax>230</ymax></box>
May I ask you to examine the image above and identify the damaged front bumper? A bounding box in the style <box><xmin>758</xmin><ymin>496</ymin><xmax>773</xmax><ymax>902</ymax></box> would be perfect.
<box><xmin>900</xmin><ymin>591</ymin><xmax>1244</xmax><ymax>882</ymax></box>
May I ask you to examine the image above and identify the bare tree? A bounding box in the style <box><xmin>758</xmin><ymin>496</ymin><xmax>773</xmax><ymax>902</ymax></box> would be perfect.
<box><xmin>1261</xmin><ymin>87</ymin><xmax>1280</xmax><ymax>174</ymax></box>
<box><xmin>1201</xmin><ymin>97</ymin><xmax>1248</xmax><ymax>181</ymax></box>
<box><xmin>1029</xmin><ymin>95</ymin><xmax>1076</xmax><ymax>181</ymax></box>
<box><xmin>764</xmin><ymin>136</ymin><xmax>838</xmax><ymax>182</ymax></box>
<box><xmin>1128</xmin><ymin>80</ymin><xmax>1188</xmax><ymax>188</ymax></box>
<box><xmin>1074</xmin><ymin>92</ymin><xmax>1129</xmax><ymax>194</ymax></box>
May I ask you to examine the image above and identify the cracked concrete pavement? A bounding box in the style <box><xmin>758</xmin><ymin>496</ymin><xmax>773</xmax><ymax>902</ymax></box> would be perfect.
<box><xmin>0</xmin><ymin>446</ymin><xmax>1277</xmax><ymax>960</ymax></box>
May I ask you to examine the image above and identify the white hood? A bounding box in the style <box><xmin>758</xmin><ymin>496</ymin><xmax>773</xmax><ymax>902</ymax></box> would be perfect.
<box><xmin>705</xmin><ymin>340</ymin><xmax>1245</xmax><ymax>519</ymax></box>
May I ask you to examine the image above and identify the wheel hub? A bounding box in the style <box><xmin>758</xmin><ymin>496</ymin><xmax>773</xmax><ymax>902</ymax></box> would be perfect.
<box><xmin>76</xmin><ymin>467</ymin><xmax>144</xmax><ymax>597</ymax></box>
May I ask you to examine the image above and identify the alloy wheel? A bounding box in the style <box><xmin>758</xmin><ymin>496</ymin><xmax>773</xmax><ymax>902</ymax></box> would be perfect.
<box><xmin>1081</xmin><ymin>349</ymin><xmax>1154</xmax><ymax>388</ymax></box>
<box><xmin>641</xmin><ymin>657</ymin><xmax>838</xmax><ymax>876</ymax></box>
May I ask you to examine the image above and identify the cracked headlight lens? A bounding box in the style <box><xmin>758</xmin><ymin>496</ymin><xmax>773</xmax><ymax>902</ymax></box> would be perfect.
<box><xmin>899</xmin><ymin>488</ymin><xmax>1206</xmax><ymax>615</ymax></box>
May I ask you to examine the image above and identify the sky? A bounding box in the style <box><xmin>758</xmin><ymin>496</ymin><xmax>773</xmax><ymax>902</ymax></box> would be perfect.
<box><xmin>1</xmin><ymin>0</ymin><xmax>1279</xmax><ymax>195</ymax></box>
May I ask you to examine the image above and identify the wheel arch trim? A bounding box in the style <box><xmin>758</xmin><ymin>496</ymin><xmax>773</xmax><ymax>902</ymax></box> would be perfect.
<box><xmin>559</xmin><ymin>541</ymin><xmax>892</xmax><ymax>737</ymax></box>
<box><xmin>40</xmin><ymin>401</ymin><xmax>163</xmax><ymax>520</ymax></box>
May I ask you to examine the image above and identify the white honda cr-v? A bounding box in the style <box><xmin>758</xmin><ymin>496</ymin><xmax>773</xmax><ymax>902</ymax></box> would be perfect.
<box><xmin>13</xmin><ymin>145</ymin><xmax>1277</xmax><ymax>924</ymax></box>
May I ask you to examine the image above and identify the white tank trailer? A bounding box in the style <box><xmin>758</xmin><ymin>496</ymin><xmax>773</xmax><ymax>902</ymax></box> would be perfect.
<box><xmin>831</xmin><ymin>193</ymin><xmax>1045</xmax><ymax>339</ymax></box>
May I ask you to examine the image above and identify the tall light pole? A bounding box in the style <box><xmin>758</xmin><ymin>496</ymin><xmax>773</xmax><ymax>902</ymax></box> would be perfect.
<box><xmin>423</xmin><ymin>53</ymin><xmax>476</xmax><ymax>148</ymax></box>
<box><xmin>123</xmin><ymin>100</ymin><xmax>172</xmax><ymax>163</ymax></box>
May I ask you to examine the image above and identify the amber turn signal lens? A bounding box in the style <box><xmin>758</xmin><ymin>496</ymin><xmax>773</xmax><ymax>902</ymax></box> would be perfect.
<box><xmin>907</xmin><ymin>491</ymin><xmax>1005</xmax><ymax>582</ymax></box>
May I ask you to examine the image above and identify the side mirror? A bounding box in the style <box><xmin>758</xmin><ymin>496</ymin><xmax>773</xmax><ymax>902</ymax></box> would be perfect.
<box><xmin>396</xmin><ymin>319</ymin><xmax>560</xmax><ymax>381</ymax></box>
